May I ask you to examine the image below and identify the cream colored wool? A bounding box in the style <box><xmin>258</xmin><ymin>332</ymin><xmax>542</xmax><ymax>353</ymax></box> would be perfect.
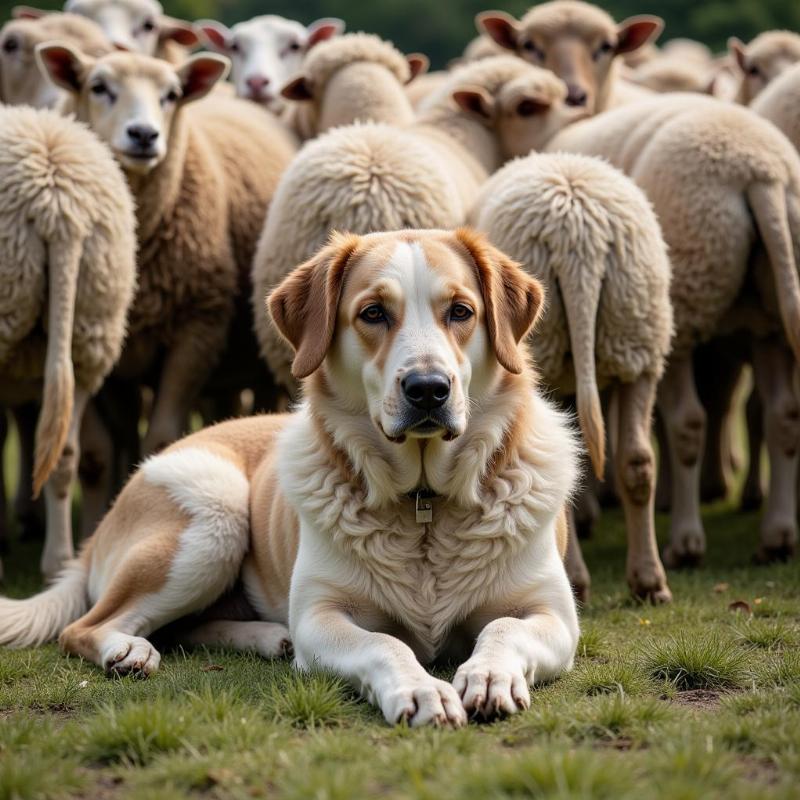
<box><xmin>284</xmin><ymin>33</ymin><xmax>418</xmax><ymax>139</ymax></box>
<box><xmin>254</xmin><ymin>56</ymin><xmax>569</xmax><ymax>392</ymax></box>
<box><xmin>630</xmin><ymin>58</ymin><xmax>710</xmax><ymax>94</ymax></box>
<box><xmin>0</xmin><ymin>106</ymin><xmax>136</xmax><ymax>576</ymax></box>
<box><xmin>731</xmin><ymin>31</ymin><xmax>800</xmax><ymax>105</ymax></box>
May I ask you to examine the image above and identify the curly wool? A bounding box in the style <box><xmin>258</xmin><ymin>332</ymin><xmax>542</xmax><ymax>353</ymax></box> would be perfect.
<box><xmin>470</xmin><ymin>152</ymin><xmax>672</xmax><ymax>389</ymax></box>
<box><xmin>0</xmin><ymin>106</ymin><xmax>135</xmax><ymax>390</ymax></box>
<box><xmin>547</xmin><ymin>93</ymin><xmax>800</xmax><ymax>357</ymax></box>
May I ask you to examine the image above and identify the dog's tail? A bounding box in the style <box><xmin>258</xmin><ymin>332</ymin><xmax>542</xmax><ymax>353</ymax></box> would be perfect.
<box><xmin>561</xmin><ymin>269</ymin><xmax>605</xmax><ymax>480</ymax></box>
<box><xmin>0</xmin><ymin>557</ymin><xmax>89</xmax><ymax>648</ymax></box>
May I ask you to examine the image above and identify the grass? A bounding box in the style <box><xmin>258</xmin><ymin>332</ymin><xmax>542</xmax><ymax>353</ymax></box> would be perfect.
<box><xmin>2</xmin><ymin>425</ymin><xmax>800</xmax><ymax>798</ymax></box>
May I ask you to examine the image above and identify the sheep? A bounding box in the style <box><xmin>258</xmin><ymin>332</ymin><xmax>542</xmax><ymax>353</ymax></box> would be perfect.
<box><xmin>36</xmin><ymin>46</ymin><xmax>297</xmax><ymax>531</ymax></box>
<box><xmin>628</xmin><ymin>57</ymin><xmax>711</xmax><ymax>94</ymax></box>
<box><xmin>546</xmin><ymin>93</ymin><xmax>800</xmax><ymax>567</ymax></box>
<box><xmin>476</xmin><ymin>0</ymin><xmax>662</xmax><ymax>112</ymax></box>
<box><xmin>469</xmin><ymin>152</ymin><xmax>673</xmax><ymax>603</ymax></box>
<box><xmin>0</xmin><ymin>11</ymin><xmax>111</xmax><ymax>106</ymax></box>
<box><xmin>253</xmin><ymin>55</ymin><xmax>579</xmax><ymax>396</ymax></box>
<box><xmin>62</xmin><ymin>0</ymin><xmax>198</xmax><ymax>62</ymax></box>
<box><xmin>0</xmin><ymin>104</ymin><xmax>136</xmax><ymax>579</ymax></box>
<box><xmin>729</xmin><ymin>30</ymin><xmax>800</xmax><ymax>105</ymax></box>
<box><xmin>279</xmin><ymin>33</ymin><xmax>428</xmax><ymax>140</ymax></box>
<box><xmin>195</xmin><ymin>14</ymin><xmax>343</xmax><ymax>108</ymax></box>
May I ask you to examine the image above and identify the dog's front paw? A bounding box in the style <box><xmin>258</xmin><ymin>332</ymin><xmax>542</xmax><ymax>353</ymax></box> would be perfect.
<box><xmin>382</xmin><ymin>675</ymin><xmax>467</xmax><ymax>728</ymax></box>
<box><xmin>453</xmin><ymin>654</ymin><xmax>530</xmax><ymax>718</ymax></box>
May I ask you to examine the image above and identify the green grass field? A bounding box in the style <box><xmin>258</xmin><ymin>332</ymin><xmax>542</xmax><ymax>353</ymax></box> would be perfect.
<box><xmin>1</xmin><ymin>424</ymin><xmax>799</xmax><ymax>799</ymax></box>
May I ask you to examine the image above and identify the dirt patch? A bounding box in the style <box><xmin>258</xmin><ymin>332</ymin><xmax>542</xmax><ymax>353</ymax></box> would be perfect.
<box><xmin>738</xmin><ymin>755</ymin><xmax>781</xmax><ymax>785</ymax></box>
<box><xmin>671</xmin><ymin>689</ymin><xmax>721</xmax><ymax>709</ymax></box>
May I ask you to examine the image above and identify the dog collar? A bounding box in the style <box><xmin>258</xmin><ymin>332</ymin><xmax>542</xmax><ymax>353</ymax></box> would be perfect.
<box><xmin>409</xmin><ymin>488</ymin><xmax>437</xmax><ymax>524</ymax></box>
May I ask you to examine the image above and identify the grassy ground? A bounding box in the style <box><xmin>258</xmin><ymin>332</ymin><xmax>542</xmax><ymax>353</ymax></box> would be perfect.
<box><xmin>1</xmin><ymin>427</ymin><xmax>800</xmax><ymax>799</ymax></box>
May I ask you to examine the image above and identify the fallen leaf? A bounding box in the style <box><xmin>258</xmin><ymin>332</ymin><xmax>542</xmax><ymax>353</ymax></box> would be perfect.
<box><xmin>713</xmin><ymin>583</ymin><xmax>729</xmax><ymax>593</ymax></box>
<box><xmin>638</xmin><ymin>618</ymin><xmax>651</xmax><ymax>625</ymax></box>
<box><xmin>201</xmin><ymin>664</ymin><xmax>224</xmax><ymax>672</ymax></box>
<box><xmin>728</xmin><ymin>600</ymin><xmax>751</xmax><ymax>614</ymax></box>
<box><xmin>207</xmin><ymin>768</ymin><xmax>235</xmax><ymax>785</ymax></box>
<box><xmin>754</xmin><ymin>597</ymin><xmax>764</xmax><ymax>605</ymax></box>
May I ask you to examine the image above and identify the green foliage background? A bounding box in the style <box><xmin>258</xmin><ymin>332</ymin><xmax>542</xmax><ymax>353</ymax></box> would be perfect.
<box><xmin>6</xmin><ymin>1</ymin><xmax>800</xmax><ymax>67</ymax></box>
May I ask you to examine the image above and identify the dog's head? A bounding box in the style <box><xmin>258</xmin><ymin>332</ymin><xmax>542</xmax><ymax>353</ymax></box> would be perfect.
<box><xmin>269</xmin><ymin>229</ymin><xmax>543</xmax><ymax>444</ymax></box>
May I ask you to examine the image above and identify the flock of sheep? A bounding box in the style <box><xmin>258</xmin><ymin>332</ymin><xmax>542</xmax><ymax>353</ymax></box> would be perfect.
<box><xmin>1</xmin><ymin>0</ymin><xmax>799</xmax><ymax>606</ymax></box>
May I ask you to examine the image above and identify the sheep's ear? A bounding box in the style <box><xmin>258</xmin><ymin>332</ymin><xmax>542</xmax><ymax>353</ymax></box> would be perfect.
<box><xmin>12</xmin><ymin>5</ymin><xmax>47</xmax><ymax>18</ymax></box>
<box><xmin>406</xmin><ymin>53</ymin><xmax>429</xmax><ymax>83</ymax></box>
<box><xmin>728</xmin><ymin>37</ymin><xmax>747</xmax><ymax>72</ymax></box>
<box><xmin>306</xmin><ymin>17</ymin><xmax>344</xmax><ymax>49</ymax></box>
<box><xmin>476</xmin><ymin>11</ymin><xmax>520</xmax><ymax>52</ymax></box>
<box><xmin>281</xmin><ymin>75</ymin><xmax>313</xmax><ymax>101</ymax></box>
<box><xmin>176</xmin><ymin>54</ymin><xmax>230</xmax><ymax>103</ymax></box>
<box><xmin>35</xmin><ymin>43</ymin><xmax>92</xmax><ymax>93</ymax></box>
<box><xmin>268</xmin><ymin>232</ymin><xmax>361</xmax><ymax>379</ymax></box>
<box><xmin>616</xmin><ymin>15</ymin><xmax>663</xmax><ymax>54</ymax></box>
<box><xmin>514</xmin><ymin>95</ymin><xmax>552</xmax><ymax>116</ymax></box>
<box><xmin>455</xmin><ymin>227</ymin><xmax>543</xmax><ymax>374</ymax></box>
<box><xmin>453</xmin><ymin>85</ymin><xmax>495</xmax><ymax>122</ymax></box>
<box><xmin>195</xmin><ymin>20</ymin><xmax>232</xmax><ymax>53</ymax></box>
<box><xmin>158</xmin><ymin>15</ymin><xmax>200</xmax><ymax>48</ymax></box>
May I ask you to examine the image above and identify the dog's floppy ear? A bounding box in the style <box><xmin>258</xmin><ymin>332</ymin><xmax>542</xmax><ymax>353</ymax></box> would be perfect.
<box><xmin>268</xmin><ymin>232</ymin><xmax>361</xmax><ymax>379</ymax></box>
<box><xmin>455</xmin><ymin>227</ymin><xmax>543</xmax><ymax>374</ymax></box>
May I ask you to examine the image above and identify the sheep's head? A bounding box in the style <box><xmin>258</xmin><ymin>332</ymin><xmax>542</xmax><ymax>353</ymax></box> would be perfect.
<box><xmin>477</xmin><ymin>1</ymin><xmax>662</xmax><ymax>114</ymax></box>
<box><xmin>451</xmin><ymin>59</ymin><xmax>585</xmax><ymax>156</ymax></box>
<box><xmin>196</xmin><ymin>14</ymin><xmax>343</xmax><ymax>107</ymax></box>
<box><xmin>36</xmin><ymin>45</ymin><xmax>228</xmax><ymax>174</ymax></box>
<box><xmin>729</xmin><ymin>31</ymin><xmax>800</xmax><ymax>104</ymax></box>
<box><xmin>0</xmin><ymin>11</ymin><xmax>110</xmax><ymax>106</ymax></box>
<box><xmin>64</xmin><ymin>0</ymin><xmax>197</xmax><ymax>56</ymax></box>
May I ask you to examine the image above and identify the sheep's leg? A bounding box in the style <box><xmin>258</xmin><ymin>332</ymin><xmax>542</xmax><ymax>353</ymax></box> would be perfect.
<box><xmin>0</xmin><ymin>410</ymin><xmax>7</xmax><ymax>566</ymax></box>
<box><xmin>654</xmin><ymin>413</ymin><xmax>671</xmax><ymax>512</ymax></box>
<box><xmin>564</xmin><ymin>505</ymin><xmax>590</xmax><ymax>604</ymax></box>
<box><xmin>12</xmin><ymin>403</ymin><xmax>44</xmax><ymax>540</ymax></box>
<box><xmin>78</xmin><ymin>400</ymin><xmax>115</xmax><ymax>539</ymax></box>
<box><xmin>41</xmin><ymin>388</ymin><xmax>89</xmax><ymax>579</ymax></box>
<box><xmin>143</xmin><ymin>319</ymin><xmax>226</xmax><ymax>456</ymax></box>
<box><xmin>741</xmin><ymin>387</ymin><xmax>765</xmax><ymax>511</ymax></box>
<box><xmin>616</xmin><ymin>377</ymin><xmax>671</xmax><ymax>602</ymax></box>
<box><xmin>657</xmin><ymin>356</ymin><xmax>706</xmax><ymax>568</ymax></box>
<box><xmin>752</xmin><ymin>338</ymin><xmax>798</xmax><ymax>562</ymax></box>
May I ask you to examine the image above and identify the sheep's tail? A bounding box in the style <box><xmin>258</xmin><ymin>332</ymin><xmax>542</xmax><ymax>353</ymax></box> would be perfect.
<box><xmin>0</xmin><ymin>557</ymin><xmax>89</xmax><ymax>647</ymax></box>
<box><xmin>748</xmin><ymin>182</ymin><xmax>800</xmax><ymax>363</ymax></box>
<box><xmin>32</xmin><ymin>237</ymin><xmax>83</xmax><ymax>498</ymax></box>
<box><xmin>560</xmin><ymin>271</ymin><xmax>605</xmax><ymax>479</ymax></box>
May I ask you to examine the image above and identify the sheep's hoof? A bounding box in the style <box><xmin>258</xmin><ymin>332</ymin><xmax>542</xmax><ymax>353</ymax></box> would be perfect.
<box><xmin>754</xmin><ymin>526</ymin><xmax>796</xmax><ymax>564</ymax></box>
<box><xmin>632</xmin><ymin>584</ymin><xmax>673</xmax><ymax>605</ymax></box>
<box><xmin>739</xmin><ymin>491</ymin><xmax>763</xmax><ymax>512</ymax></box>
<box><xmin>628</xmin><ymin>562</ymin><xmax>672</xmax><ymax>605</ymax></box>
<box><xmin>662</xmin><ymin>533</ymin><xmax>705</xmax><ymax>569</ymax></box>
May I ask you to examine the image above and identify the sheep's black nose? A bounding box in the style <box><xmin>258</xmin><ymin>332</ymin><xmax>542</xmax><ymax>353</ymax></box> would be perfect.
<box><xmin>127</xmin><ymin>124</ymin><xmax>159</xmax><ymax>146</ymax></box>
<box><xmin>565</xmin><ymin>84</ymin><xmax>588</xmax><ymax>107</ymax></box>
<box><xmin>402</xmin><ymin>371</ymin><xmax>451</xmax><ymax>411</ymax></box>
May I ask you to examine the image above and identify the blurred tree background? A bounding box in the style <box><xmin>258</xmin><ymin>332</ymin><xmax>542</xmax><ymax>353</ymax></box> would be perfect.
<box><xmin>5</xmin><ymin>0</ymin><xmax>800</xmax><ymax>68</ymax></box>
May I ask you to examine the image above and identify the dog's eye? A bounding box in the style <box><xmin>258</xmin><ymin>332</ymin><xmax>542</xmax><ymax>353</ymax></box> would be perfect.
<box><xmin>359</xmin><ymin>304</ymin><xmax>387</xmax><ymax>324</ymax></box>
<box><xmin>449</xmin><ymin>303</ymin><xmax>474</xmax><ymax>322</ymax></box>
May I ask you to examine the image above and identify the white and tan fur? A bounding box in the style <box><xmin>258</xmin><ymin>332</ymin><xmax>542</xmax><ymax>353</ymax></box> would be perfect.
<box><xmin>0</xmin><ymin>229</ymin><xmax>579</xmax><ymax>727</ymax></box>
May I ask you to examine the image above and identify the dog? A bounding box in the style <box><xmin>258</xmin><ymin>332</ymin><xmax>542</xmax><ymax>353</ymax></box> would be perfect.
<box><xmin>0</xmin><ymin>228</ymin><xmax>580</xmax><ymax>727</ymax></box>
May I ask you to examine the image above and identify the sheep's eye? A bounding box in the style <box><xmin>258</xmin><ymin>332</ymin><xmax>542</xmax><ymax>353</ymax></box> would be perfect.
<box><xmin>2</xmin><ymin>37</ymin><xmax>19</xmax><ymax>54</ymax></box>
<box><xmin>516</xmin><ymin>99</ymin><xmax>543</xmax><ymax>117</ymax></box>
<box><xmin>230</xmin><ymin>40</ymin><xmax>240</xmax><ymax>53</ymax></box>
<box><xmin>747</xmin><ymin>64</ymin><xmax>761</xmax><ymax>77</ymax></box>
<box><xmin>163</xmin><ymin>88</ymin><xmax>179</xmax><ymax>104</ymax></box>
<box><xmin>359</xmin><ymin>304</ymin><xmax>388</xmax><ymax>324</ymax></box>
<box><xmin>90</xmin><ymin>81</ymin><xmax>108</xmax><ymax>96</ymax></box>
<box><xmin>522</xmin><ymin>40</ymin><xmax>543</xmax><ymax>58</ymax></box>
<box><xmin>449</xmin><ymin>303</ymin><xmax>474</xmax><ymax>322</ymax></box>
<box><xmin>288</xmin><ymin>41</ymin><xmax>301</xmax><ymax>52</ymax></box>
<box><xmin>141</xmin><ymin>18</ymin><xmax>155</xmax><ymax>33</ymax></box>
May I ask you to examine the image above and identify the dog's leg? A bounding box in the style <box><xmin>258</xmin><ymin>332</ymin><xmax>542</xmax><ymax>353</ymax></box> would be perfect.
<box><xmin>291</xmin><ymin>588</ymin><xmax>466</xmax><ymax>727</ymax></box>
<box><xmin>453</xmin><ymin>559</ymin><xmax>579</xmax><ymax>718</ymax></box>
<box><xmin>182</xmin><ymin>620</ymin><xmax>292</xmax><ymax>658</ymax></box>
<box><xmin>60</xmin><ymin>446</ymin><xmax>250</xmax><ymax>675</ymax></box>
<box><xmin>657</xmin><ymin>356</ymin><xmax>707</xmax><ymax>568</ymax></box>
<box><xmin>616</xmin><ymin>376</ymin><xmax>671</xmax><ymax>603</ymax></box>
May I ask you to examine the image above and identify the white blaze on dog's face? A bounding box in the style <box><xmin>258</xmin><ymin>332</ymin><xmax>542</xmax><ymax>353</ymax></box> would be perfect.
<box><xmin>269</xmin><ymin>229</ymin><xmax>543</xmax><ymax>445</ymax></box>
<box><xmin>197</xmin><ymin>15</ymin><xmax>343</xmax><ymax>106</ymax></box>
<box><xmin>35</xmin><ymin>46</ymin><xmax>228</xmax><ymax>174</ymax></box>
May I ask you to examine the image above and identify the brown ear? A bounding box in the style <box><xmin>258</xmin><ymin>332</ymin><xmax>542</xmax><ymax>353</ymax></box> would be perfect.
<box><xmin>12</xmin><ymin>5</ymin><xmax>47</xmax><ymax>19</ymax></box>
<box><xmin>306</xmin><ymin>18</ymin><xmax>344</xmax><ymax>49</ymax></box>
<box><xmin>268</xmin><ymin>233</ymin><xmax>361</xmax><ymax>379</ymax></box>
<box><xmin>406</xmin><ymin>53</ymin><xmax>429</xmax><ymax>83</ymax></box>
<box><xmin>728</xmin><ymin>37</ymin><xmax>747</xmax><ymax>72</ymax></box>
<box><xmin>476</xmin><ymin>11</ymin><xmax>520</xmax><ymax>52</ymax></box>
<box><xmin>35</xmin><ymin>43</ymin><xmax>92</xmax><ymax>93</ymax></box>
<box><xmin>452</xmin><ymin>84</ymin><xmax>494</xmax><ymax>121</ymax></box>
<box><xmin>281</xmin><ymin>74</ymin><xmax>313</xmax><ymax>101</ymax></box>
<box><xmin>454</xmin><ymin>228</ymin><xmax>543</xmax><ymax>374</ymax></box>
<box><xmin>176</xmin><ymin>54</ymin><xmax>230</xmax><ymax>103</ymax></box>
<box><xmin>616</xmin><ymin>15</ymin><xmax>663</xmax><ymax>54</ymax></box>
<box><xmin>195</xmin><ymin>20</ymin><xmax>232</xmax><ymax>53</ymax></box>
<box><xmin>158</xmin><ymin>15</ymin><xmax>200</xmax><ymax>48</ymax></box>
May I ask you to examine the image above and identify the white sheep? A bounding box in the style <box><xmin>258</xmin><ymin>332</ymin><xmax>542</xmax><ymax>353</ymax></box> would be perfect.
<box><xmin>546</xmin><ymin>93</ymin><xmax>800</xmax><ymax>567</ymax></box>
<box><xmin>476</xmin><ymin>0</ymin><xmax>662</xmax><ymax>112</ymax></box>
<box><xmin>470</xmin><ymin>152</ymin><xmax>673</xmax><ymax>602</ymax></box>
<box><xmin>196</xmin><ymin>14</ymin><xmax>343</xmax><ymax>108</ymax></box>
<box><xmin>37</xmin><ymin>46</ymin><xmax>297</xmax><ymax>532</ymax></box>
<box><xmin>0</xmin><ymin>105</ymin><xmax>136</xmax><ymax>579</ymax></box>
<box><xmin>254</xmin><ymin>55</ymin><xmax>579</xmax><ymax>395</ymax></box>
<box><xmin>729</xmin><ymin>30</ymin><xmax>800</xmax><ymax>105</ymax></box>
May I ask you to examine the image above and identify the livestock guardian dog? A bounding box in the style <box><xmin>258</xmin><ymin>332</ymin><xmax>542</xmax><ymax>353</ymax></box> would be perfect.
<box><xmin>0</xmin><ymin>229</ymin><xmax>580</xmax><ymax>726</ymax></box>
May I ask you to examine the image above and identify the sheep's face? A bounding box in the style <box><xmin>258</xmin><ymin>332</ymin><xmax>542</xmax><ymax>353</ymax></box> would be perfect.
<box><xmin>478</xmin><ymin>2</ymin><xmax>662</xmax><ymax>113</ymax></box>
<box><xmin>64</xmin><ymin>0</ymin><xmax>197</xmax><ymax>55</ymax></box>
<box><xmin>0</xmin><ymin>19</ymin><xmax>62</xmax><ymax>107</ymax></box>
<box><xmin>453</xmin><ymin>70</ymin><xmax>585</xmax><ymax>156</ymax></box>
<box><xmin>36</xmin><ymin>47</ymin><xmax>229</xmax><ymax>175</ymax></box>
<box><xmin>198</xmin><ymin>15</ymin><xmax>342</xmax><ymax>107</ymax></box>
<box><xmin>729</xmin><ymin>33</ymin><xmax>800</xmax><ymax>104</ymax></box>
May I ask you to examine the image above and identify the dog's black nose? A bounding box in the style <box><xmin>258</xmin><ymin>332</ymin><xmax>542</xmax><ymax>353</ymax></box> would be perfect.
<box><xmin>127</xmin><ymin>124</ymin><xmax>159</xmax><ymax>146</ymax></box>
<box><xmin>402</xmin><ymin>371</ymin><xmax>451</xmax><ymax>411</ymax></box>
